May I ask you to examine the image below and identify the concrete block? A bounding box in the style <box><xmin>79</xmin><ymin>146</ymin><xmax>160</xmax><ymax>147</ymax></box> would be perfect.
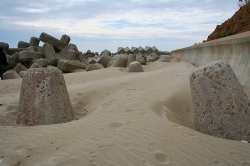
<box><xmin>129</xmin><ymin>61</ymin><xmax>144</xmax><ymax>72</ymax></box>
<box><xmin>35</xmin><ymin>58</ymin><xmax>48</xmax><ymax>67</ymax></box>
<box><xmin>59</xmin><ymin>44</ymin><xmax>78</xmax><ymax>56</ymax></box>
<box><xmin>0</xmin><ymin>42</ymin><xmax>9</xmax><ymax>53</ymax></box>
<box><xmin>127</xmin><ymin>54</ymin><xmax>136</xmax><ymax>67</ymax></box>
<box><xmin>117</xmin><ymin>47</ymin><xmax>125</xmax><ymax>54</ymax></box>
<box><xmin>18</xmin><ymin>41</ymin><xmax>29</xmax><ymax>48</ymax></box>
<box><xmin>131</xmin><ymin>47</ymin><xmax>139</xmax><ymax>54</ymax></box>
<box><xmin>152</xmin><ymin>46</ymin><xmax>159</xmax><ymax>54</ymax></box>
<box><xmin>2</xmin><ymin>70</ymin><xmax>21</xmax><ymax>80</ymax></box>
<box><xmin>66</xmin><ymin>49</ymin><xmax>81</xmax><ymax>61</ymax></box>
<box><xmin>124</xmin><ymin>47</ymin><xmax>131</xmax><ymax>54</ymax></box>
<box><xmin>19</xmin><ymin>70</ymin><xmax>27</xmax><ymax>78</ymax></box>
<box><xmin>6</xmin><ymin>53</ymin><xmax>19</xmax><ymax>70</ymax></box>
<box><xmin>29</xmin><ymin>37</ymin><xmax>40</xmax><ymax>47</ymax></box>
<box><xmin>26</xmin><ymin>46</ymin><xmax>38</xmax><ymax>52</ymax></box>
<box><xmin>135</xmin><ymin>53</ymin><xmax>146</xmax><ymax>65</ymax></box>
<box><xmin>101</xmin><ymin>49</ymin><xmax>111</xmax><ymax>56</ymax></box>
<box><xmin>190</xmin><ymin>60</ymin><xmax>250</xmax><ymax>142</ymax></box>
<box><xmin>145</xmin><ymin>46</ymin><xmax>153</xmax><ymax>54</ymax></box>
<box><xmin>37</xmin><ymin>46</ymin><xmax>43</xmax><ymax>53</ymax></box>
<box><xmin>57</xmin><ymin>59</ymin><xmax>87</xmax><ymax>73</ymax></box>
<box><xmin>159</xmin><ymin>55</ymin><xmax>174</xmax><ymax>62</ymax></box>
<box><xmin>88</xmin><ymin>57</ymin><xmax>100</xmax><ymax>64</ymax></box>
<box><xmin>99</xmin><ymin>54</ymin><xmax>112</xmax><ymax>68</ymax></box>
<box><xmin>18</xmin><ymin>50</ymin><xmax>44</xmax><ymax>62</ymax></box>
<box><xmin>43</xmin><ymin>43</ymin><xmax>58</xmax><ymax>65</ymax></box>
<box><xmin>147</xmin><ymin>52</ymin><xmax>159</xmax><ymax>62</ymax></box>
<box><xmin>86</xmin><ymin>63</ymin><xmax>104</xmax><ymax>71</ymax></box>
<box><xmin>60</xmin><ymin>34</ymin><xmax>71</xmax><ymax>45</ymax></box>
<box><xmin>39</xmin><ymin>32</ymin><xmax>60</xmax><ymax>46</ymax></box>
<box><xmin>8</xmin><ymin>48</ymin><xmax>26</xmax><ymax>55</ymax></box>
<box><xmin>29</xmin><ymin>63</ymin><xmax>42</xmax><ymax>69</ymax></box>
<box><xmin>16</xmin><ymin>67</ymin><xmax>74</xmax><ymax>126</ymax></box>
<box><xmin>138</xmin><ymin>46</ymin><xmax>145</xmax><ymax>54</ymax></box>
<box><xmin>13</xmin><ymin>63</ymin><xmax>28</xmax><ymax>74</ymax></box>
<box><xmin>112</xmin><ymin>54</ymin><xmax>128</xmax><ymax>67</ymax></box>
<box><xmin>79</xmin><ymin>55</ymin><xmax>89</xmax><ymax>65</ymax></box>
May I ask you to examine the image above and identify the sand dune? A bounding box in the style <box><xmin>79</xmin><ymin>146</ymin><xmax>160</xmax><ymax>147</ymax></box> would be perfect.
<box><xmin>0</xmin><ymin>61</ymin><xmax>250</xmax><ymax>166</ymax></box>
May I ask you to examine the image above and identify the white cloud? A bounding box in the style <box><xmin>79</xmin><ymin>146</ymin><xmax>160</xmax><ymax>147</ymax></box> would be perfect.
<box><xmin>0</xmin><ymin>0</ymin><xmax>239</xmax><ymax>52</ymax></box>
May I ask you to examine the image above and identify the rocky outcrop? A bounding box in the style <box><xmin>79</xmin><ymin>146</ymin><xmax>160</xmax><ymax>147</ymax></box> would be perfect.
<box><xmin>207</xmin><ymin>3</ymin><xmax>250</xmax><ymax>41</ymax></box>
<box><xmin>190</xmin><ymin>60</ymin><xmax>250</xmax><ymax>142</ymax></box>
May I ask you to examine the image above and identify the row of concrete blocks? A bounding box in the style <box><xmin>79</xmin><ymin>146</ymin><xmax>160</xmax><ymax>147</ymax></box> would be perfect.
<box><xmin>0</xmin><ymin>32</ymin><xmax>71</xmax><ymax>55</ymax></box>
<box><xmin>3</xmin><ymin>52</ymin><xmax>179</xmax><ymax>80</ymax></box>
<box><xmin>117</xmin><ymin>46</ymin><xmax>171</xmax><ymax>55</ymax></box>
<box><xmin>15</xmin><ymin>59</ymin><xmax>250</xmax><ymax>143</ymax></box>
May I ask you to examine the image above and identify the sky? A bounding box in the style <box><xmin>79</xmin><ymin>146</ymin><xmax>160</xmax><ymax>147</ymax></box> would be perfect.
<box><xmin>0</xmin><ymin>0</ymin><xmax>239</xmax><ymax>53</ymax></box>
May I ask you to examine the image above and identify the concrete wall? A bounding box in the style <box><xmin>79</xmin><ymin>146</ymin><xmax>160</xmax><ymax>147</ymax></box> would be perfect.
<box><xmin>172</xmin><ymin>31</ymin><xmax>250</xmax><ymax>86</ymax></box>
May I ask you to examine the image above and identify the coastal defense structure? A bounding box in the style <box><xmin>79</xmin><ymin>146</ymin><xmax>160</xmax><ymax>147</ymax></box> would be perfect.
<box><xmin>172</xmin><ymin>31</ymin><xmax>250</xmax><ymax>86</ymax></box>
<box><xmin>190</xmin><ymin>60</ymin><xmax>250</xmax><ymax>142</ymax></box>
<box><xmin>17</xmin><ymin>67</ymin><xmax>74</xmax><ymax>126</ymax></box>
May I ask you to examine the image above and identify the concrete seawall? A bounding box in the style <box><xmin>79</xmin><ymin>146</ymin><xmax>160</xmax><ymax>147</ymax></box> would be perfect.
<box><xmin>172</xmin><ymin>31</ymin><xmax>250</xmax><ymax>86</ymax></box>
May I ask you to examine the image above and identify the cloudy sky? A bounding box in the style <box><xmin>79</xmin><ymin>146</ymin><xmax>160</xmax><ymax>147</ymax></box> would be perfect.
<box><xmin>0</xmin><ymin>0</ymin><xmax>239</xmax><ymax>53</ymax></box>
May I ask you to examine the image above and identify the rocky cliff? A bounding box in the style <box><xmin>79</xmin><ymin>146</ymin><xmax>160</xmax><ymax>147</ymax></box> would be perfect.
<box><xmin>207</xmin><ymin>3</ymin><xmax>250</xmax><ymax>41</ymax></box>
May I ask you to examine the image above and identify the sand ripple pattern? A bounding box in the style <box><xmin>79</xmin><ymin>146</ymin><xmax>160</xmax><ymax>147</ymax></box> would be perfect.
<box><xmin>0</xmin><ymin>62</ymin><xmax>250</xmax><ymax>166</ymax></box>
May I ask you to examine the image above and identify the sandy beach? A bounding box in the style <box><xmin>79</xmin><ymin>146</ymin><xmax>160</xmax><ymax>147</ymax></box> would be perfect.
<box><xmin>0</xmin><ymin>61</ymin><xmax>250</xmax><ymax>166</ymax></box>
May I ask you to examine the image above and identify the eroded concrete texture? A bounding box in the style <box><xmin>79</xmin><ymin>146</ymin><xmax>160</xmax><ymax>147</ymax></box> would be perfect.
<box><xmin>17</xmin><ymin>67</ymin><xmax>74</xmax><ymax>126</ymax></box>
<box><xmin>190</xmin><ymin>60</ymin><xmax>250</xmax><ymax>142</ymax></box>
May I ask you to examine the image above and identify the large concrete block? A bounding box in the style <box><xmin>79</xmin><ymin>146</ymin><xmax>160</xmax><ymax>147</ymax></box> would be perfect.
<box><xmin>56</xmin><ymin>34</ymin><xmax>71</xmax><ymax>50</ymax></box>
<box><xmin>138</xmin><ymin>46</ymin><xmax>145</xmax><ymax>54</ymax></box>
<box><xmin>59</xmin><ymin>44</ymin><xmax>78</xmax><ymax>56</ymax></box>
<box><xmin>66</xmin><ymin>49</ymin><xmax>81</xmax><ymax>61</ymax></box>
<box><xmin>124</xmin><ymin>47</ymin><xmax>131</xmax><ymax>54</ymax></box>
<box><xmin>60</xmin><ymin>34</ymin><xmax>71</xmax><ymax>45</ymax></box>
<box><xmin>152</xmin><ymin>46</ymin><xmax>159</xmax><ymax>55</ymax></box>
<box><xmin>0</xmin><ymin>42</ymin><xmax>9</xmax><ymax>53</ymax></box>
<box><xmin>43</xmin><ymin>43</ymin><xmax>59</xmax><ymax>65</ymax></box>
<box><xmin>86</xmin><ymin>63</ymin><xmax>104</xmax><ymax>71</ymax></box>
<box><xmin>8</xmin><ymin>48</ymin><xmax>26</xmax><ymax>55</ymax></box>
<box><xmin>18</xmin><ymin>41</ymin><xmax>29</xmax><ymax>48</ymax></box>
<box><xmin>129</xmin><ymin>61</ymin><xmax>144</xmax><ymax>72</ymax></box>
<box><xmin>29</xmin><ymin>63</ymin><xmax>42</xmax><ymax>69</ymax></box>
<box><xmin>112</xmin><ymin>54</ymin><xmax>128</xmax><ymax>67</ymax></box>
<box><xmin>190</xmin><ymin>60</ymin><xmax>250</xmax><ymax>142</ymax></box>
<box><xmin>127</xmin><ymin>54</ymin><xmax>136</xmax><ymax>67</ymax></box>
<box><xmin>6</xmin><ymin>53</ymin><xmax>19</xmax><ymax>70</ymax></box>
<box><xmin>147</xmin><ymin>52</ymin><xmax>159</xmax><ymax>62</ymax></box>
<box><xmin>101</xmin><ymin>49</ymin><xmax>111</xmax><ymax>56</ymax></box>
<box><xmin>16</xmin><ymin>67</ymin><xmax>74</xmax><ymax>126</ymax></box>
<box><xmin>39</xmin><ymin>32</ymin><xmax>60</xmax><ymax>46</ymax></box>
<box><xmin>13</xmin><ymin>63</ymin><xmax>28</xmax><ymax>74</ymax></box>
<box><xmin>19</xmin><ymin>71</ymin><xmax>27</xmax><ymax>78</ymax></box>
<box><xmin>159</xmin><ymin>55</ymin><xmax>174</xmax><ymax>62</ymax></box>
<box><xmin>99</xmin><ymin>54</ymin><xmax>112</xmax><ymax>68</ymax></box>
<box><xmin>35</xmin><ymin>58</ymin><xmax>48</xmax><ymax>67</ymax></box>
<box><xmin>27</xmin><ymin>46</ymin><xmax>38</xmax><ymax>52</ymax></box>
<box><xmin>29</xmin><ymin>37</ymin><xmax>40</xmax><ymax>47</ymax></box>
<box><xmin>18</xmin><ymin>50</ymin><xmax>44</xmax><ymax>62</ymax></box>
<box><xmin>2</xmin><ymin>70</ymin><xmax>20</xmax><ymax>80</ymax></box>
<box><xmin>79</xmin><ymin>55</ymin><xmax>89</xmax><ymax>65</ymax></box>
<box><xmin>88</xmin><ymin>57</ymin><xmax>100</xmax><ymax>64</ymax></box>
<box><xmin>117</xmin><ymin>47</ymin><xmax>125</xmax><ymax>54</ymax></box>
<box><xmin>57</xmin><ymin>59</ymin><xmax>87</xmax><ymax>73</ymax></box>
<box><xmin>135</xmin><ymin>53</ymin><xmax>146</xmax><ymax>65</ymax></box>
<box><xmin>145</xmin><ymin>46</ymin><xmax>153</xmax><ymax>55</ymax></box>
<box><xmin>131</xmin><ymin>47</ymin><xmax>139</xmax><ymax>54</ymax></box>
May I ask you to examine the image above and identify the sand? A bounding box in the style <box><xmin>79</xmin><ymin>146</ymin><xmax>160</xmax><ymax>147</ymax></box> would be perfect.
<box><xmin>0</xmin><ymin>61</ymin><xmax>250</xmax><ymax>166</ymax></box>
